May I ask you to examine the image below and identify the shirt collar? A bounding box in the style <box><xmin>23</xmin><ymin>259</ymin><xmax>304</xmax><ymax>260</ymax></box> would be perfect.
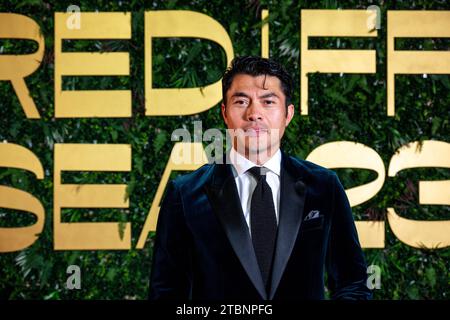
<box><xmin>229</xmin><ymin>147</ymin><xmax>281</xmax><ymax>177</ymax></box>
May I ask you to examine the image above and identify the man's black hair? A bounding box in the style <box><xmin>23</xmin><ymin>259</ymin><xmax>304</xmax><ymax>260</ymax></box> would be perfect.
<box><xmin>221</xmin><ymin>56</ymin><xmax>293</xmax><ymax>107</ymax></box>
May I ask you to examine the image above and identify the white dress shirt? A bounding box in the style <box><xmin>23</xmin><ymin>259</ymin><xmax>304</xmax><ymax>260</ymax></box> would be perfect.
<box><xmin>229</xmin><ymin>147</ymin><xmax>281</xmax><ymax>233</ymax></box>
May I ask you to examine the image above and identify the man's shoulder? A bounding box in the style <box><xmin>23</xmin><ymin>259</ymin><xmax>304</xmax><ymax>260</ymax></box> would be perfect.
<box><xmin>171</xmin><ymin>163</ymin><xmax>215</xmax><ymax>189</ymax></box>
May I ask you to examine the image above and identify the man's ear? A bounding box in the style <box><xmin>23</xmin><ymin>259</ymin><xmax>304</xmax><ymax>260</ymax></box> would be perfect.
<box><xmin>221</xmin><ymin>103</ymin><xmax>228</xmax><ymax>125</ymax></box>
<box><xmin>285</xmin><ymin>104</ymin><xmax>295</xmax><ymax>127</ymax></box>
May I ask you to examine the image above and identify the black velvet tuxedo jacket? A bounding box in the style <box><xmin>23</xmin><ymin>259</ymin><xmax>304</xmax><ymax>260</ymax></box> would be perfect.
<box><xmin>149</xmin><ymin>151</ymin><xmax>372</xmax><ymax>300</ymax></box>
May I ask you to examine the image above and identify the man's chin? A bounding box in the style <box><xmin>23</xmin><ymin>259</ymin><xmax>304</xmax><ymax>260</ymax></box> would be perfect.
<box><xmin>235</xmin><ymin>137</ymin><xmax>267</xmax><ymax>151</ymax></box>
<box><xmin>233</xmin><ymin>134</ymin><xmax>281</xmax><ymax>159</ymax></box>
<box><xmin>241</xmin><ymin>143</ymin><xmax>272</xmax><ymax>159</ymax></box>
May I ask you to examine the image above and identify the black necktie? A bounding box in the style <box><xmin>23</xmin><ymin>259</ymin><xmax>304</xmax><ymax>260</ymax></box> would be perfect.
<box><xmin>247</xmin><ymin>166</ymin><xmax>277</xmax><ymax>291</ymax></box>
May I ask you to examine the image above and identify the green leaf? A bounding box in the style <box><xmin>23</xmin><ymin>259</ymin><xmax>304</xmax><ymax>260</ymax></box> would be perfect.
<box><xmin>406</xmin><ymin>286</ymin><xmax>420</xmax><ymax>299</ymax></box>
<box><xmin>425</xmin><ymin>267</ymin><xmax>437</xmax><ymax>288</ymax></box>
<box><xmin>324</xmin><ymin>88</ymin><xmax>349</xmax><ymax>105</ymax></box>
<box><xmin>431</xmin><ymin>117</ymin><xmax>441</xmax><ymax>135</ymax></box>
<box><xmin>44</xmin><ymin>291</ymin><xmax>60</xmax><ymax>300</ymax></box>
<box><xmin>153</xmin><ymin>131</ymin><xmax>167</xmax><ymax>153</ymax></box>
<box><xmin>111</xmin><ymin>130</ymin><xmax>118</xmax><ymax>141</ymax></box>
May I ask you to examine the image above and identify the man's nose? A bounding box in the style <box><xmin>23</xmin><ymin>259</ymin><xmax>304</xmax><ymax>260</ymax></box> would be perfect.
<box><xmin>246</xmin><ymin>103</ymin><xmax>263</xmax><ymax>121</ymax></box>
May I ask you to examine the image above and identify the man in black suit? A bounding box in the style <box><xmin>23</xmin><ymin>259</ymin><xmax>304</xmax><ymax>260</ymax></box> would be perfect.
<box><xmin>149</xmin><ymin>56</ymin><xmax>371</xmax><ymax>300</ymax></box>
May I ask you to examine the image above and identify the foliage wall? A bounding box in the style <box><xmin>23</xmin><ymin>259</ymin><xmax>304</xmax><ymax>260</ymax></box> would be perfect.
<box><xmin>0</xmin><ymin>0</ymin><xmax>449</xmax><ymax>299</ymax></box>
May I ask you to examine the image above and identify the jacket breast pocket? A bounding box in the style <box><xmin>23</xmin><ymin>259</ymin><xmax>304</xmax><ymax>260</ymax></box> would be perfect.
<box><xmin>300</xmin><ymin>215</ymin><xmax>324</xmax><ymax>232</ymax></box>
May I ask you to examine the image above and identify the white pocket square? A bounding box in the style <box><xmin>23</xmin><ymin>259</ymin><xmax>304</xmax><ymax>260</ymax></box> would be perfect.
<box><xmin>304</xmin><ymin>210</ymin><xmax>320</xmax><ymax>221</ymax></box>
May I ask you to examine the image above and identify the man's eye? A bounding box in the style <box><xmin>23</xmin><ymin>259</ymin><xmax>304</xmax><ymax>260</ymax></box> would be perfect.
<box><xmin>235</xmin><ymin>100</ymin><xmax>248</xmax><ymax>105</ymax></box>
<box><xmin>265</xmin><ymin>100</ymin><xmax>275</xmax><ymax>105</ymax></box>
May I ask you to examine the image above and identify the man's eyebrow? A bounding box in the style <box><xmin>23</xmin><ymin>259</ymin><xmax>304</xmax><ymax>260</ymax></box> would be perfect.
<box><xmin>259</xmin><ymin>92</ymin><xmax>279</xmax><ymax>99</ymax></box>
<box><xmin>230</xmin><ymin>92</ymin><xmax>250</xmax><ymax>99</ymax></box>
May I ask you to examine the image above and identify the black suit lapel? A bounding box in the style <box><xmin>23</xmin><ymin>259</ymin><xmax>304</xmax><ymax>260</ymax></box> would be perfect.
<box><xmin>204</xmin><ymin>162</ymin><xmax>267</xmax><ymax>300</ymax></box>
<box><xmin>269</xmin><ymin>152</ymin><xmax>307</xmax><ymax>299</ymax></box>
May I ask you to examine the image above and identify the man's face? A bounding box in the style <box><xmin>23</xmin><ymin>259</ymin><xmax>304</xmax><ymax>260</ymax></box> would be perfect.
<box><xmin>221</xmin><ymin>74</ymin><xmax>294</xmax><ymax>160</ymax></box>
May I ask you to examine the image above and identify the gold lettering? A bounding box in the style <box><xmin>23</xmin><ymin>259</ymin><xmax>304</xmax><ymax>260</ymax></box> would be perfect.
<box><xmin>54</xmin><ymin>13</ymin><xmax>131</xmax><ymax>117</ymax></box>
<box><xmin>387</xmin><ymin>141</ymin><xmax>450</xmax><ymax>249</ymax></box>
<box><xmin>54</xmin><ymin>144</ymin><xmax>131</xmax><ymax>250</ymax></box>
<box><xmin>300</xmin><ymin>10</ymin><xmax>377</xmax><ymax>115</ymax></box>
<box><xmin>306</xmin><ymin>141</ymin><xmax>385</xmax><ymax>248</ymax></box>
<box><xmin>387</xmin><ymin>11</ymin><xmax>450</xmax><ymax>116</ymax></box>
<box><xmin>261</xmin><ymin>9</ymin><xmax>269</xmax><ymax>58</ymax></box>
<box><xmin>0</xmin><ymin>144</ymin><xmax>44</xmax><ymax>252</ymax></box>
<box><xmin>145</xmin><ymin>11</ymin><xmax>234</xmax><ymax>116</ymax></box>
<box><xmin>0</xmin><ymin>13</ymin><xmax>44</xmax><ymax>118</ymax></box>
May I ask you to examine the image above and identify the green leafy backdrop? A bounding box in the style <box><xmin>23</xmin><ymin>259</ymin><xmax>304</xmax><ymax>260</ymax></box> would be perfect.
<box><xmin>0</xmin><ymin>0</ymin><xmax>449</xmax><ymax>299</ymax></box>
